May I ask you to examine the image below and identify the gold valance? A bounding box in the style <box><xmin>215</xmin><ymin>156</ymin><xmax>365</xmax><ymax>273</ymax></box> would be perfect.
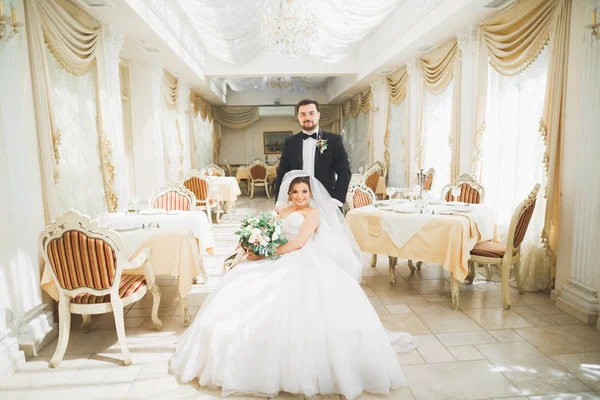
<box><xmin>190</xmin><ymin>91</ymin><xmax>214</xmax><ymax>122</ymax></box>
<box><xmin>481</xmin><ymin>0</ymin><xmax>559</xmax><ymax>76</ymax></box>
<box><xmin>319</xmin><ymin>104</ymin><xmax>341</xmax><ymax>126</ymax></box>
<box><xmin>386</xmin><ymin>67</ymin><xmax>408</xmax><ymax>105</ymax></box>
<box><xmin>419</xmin><ymin>39</ymin><xmax>458</xmax><ymax>95</ymax></box>
<box><xmin>214</xmin><ymin>106</ymin><xmax>259</xmax><ymax>129</ymax></box>
<box><xmin>162</xmin><ymin>70</ymin><xmax>178</xmax><ymax>110</ymax></box>
<box><xmin>342</xmin><ymin>88</ymin><xmax>372</xmax><ymax>120</ymax></box>
<box><xmin>38</xmin><ymin>0</ymin><xmax>100</xmax><ymax>76</ymax></box>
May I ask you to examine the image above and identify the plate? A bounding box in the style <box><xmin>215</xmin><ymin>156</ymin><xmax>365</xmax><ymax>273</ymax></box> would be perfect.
<box><xmin>448</xmin><ymin>205</ymin><xmax>471</xmax><ymax>213</ymax></box>
<box><xmin>393</xmin><ymin>208</ymin><xmax>418</xmax><ymax>214</ymax></box>
<box><xmin>376</xmin><ymin>205</ymin><xmax>393</xmax><ymax>211</ymax></box>
<box><xmin>139</xmin><ymin>208</ymin><xmax>165</xmax><ymax>215</ymax></box>
<box><xmin>428</xmin><ymin>199</ymin><xmax>442</xmax><ymax>205</ymax></box>
<box><xmin>391</xmin><ymin>199</ymin><xmax>409</xmax><ymax>204</ymax></box>
<box><xmin>166</xmin><ymin>210</ymin><xmax>181</xmax><ymax>215</ymax></box>
<box><xmin>437</xmin><ymin>209</ymin><xmax>454</xmax><ymax>215</ymax></box>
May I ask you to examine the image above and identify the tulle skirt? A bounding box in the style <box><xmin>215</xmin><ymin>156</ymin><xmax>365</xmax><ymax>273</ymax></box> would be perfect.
<box><xmin>169</xmin><ymin>243</ymin><xmax>411</xmax><ymax>399</ymax></box>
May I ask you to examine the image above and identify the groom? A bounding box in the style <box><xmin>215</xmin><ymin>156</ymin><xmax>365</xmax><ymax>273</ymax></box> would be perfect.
<box><xmin>275</xmin><ymin>99</ymin><xmax>351</xmax><ymax>208</ymax></box>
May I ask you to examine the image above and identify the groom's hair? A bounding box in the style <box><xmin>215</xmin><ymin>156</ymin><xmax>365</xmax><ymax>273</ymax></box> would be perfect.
<box><xmin>288</xmin><ymin>176</ymin><xmax>311</xmax><ymax>194</ymax></box>
<box><xmin>295</xmin><ymin>99</ymin><xmax>320</xmax><ymax>115</ymax></box>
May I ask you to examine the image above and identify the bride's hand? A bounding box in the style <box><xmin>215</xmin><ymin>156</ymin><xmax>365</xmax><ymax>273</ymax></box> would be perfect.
<box><xmin>245</xmin><ymin>249</ymin><xmax>265</xmax><ymax>261</ymax></box>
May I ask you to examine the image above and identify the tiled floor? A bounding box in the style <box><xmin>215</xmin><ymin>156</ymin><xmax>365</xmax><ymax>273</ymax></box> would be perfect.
<box><xmin>2</xmin><ymin>195</ymin><xmax>600</xmax><ymax>400</ymax></box>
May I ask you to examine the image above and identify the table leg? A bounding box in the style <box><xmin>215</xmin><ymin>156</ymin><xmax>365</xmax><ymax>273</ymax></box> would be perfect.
<box><xmin>180</xmin><ymin>296</ymin><xmax>191</xmax><ymax>327</ymax></box>
<box><xmin>408</xmin><ymin>260</ymin><xmax>416</xmax><ymax>273</ymax></box>
<box><xmin>450</xmin><ymin>273</ymin><xmax>461</xmax><ymax>310</ymax></box>
<box><xmin>388</xmin><ymin>256</ymin><xmax>397</xmax><ymax>287</ymax></box>
<box><xmin>370</xmin><ymin>254</ymin><xmax>377</xmax><ymax>268</ymax></box>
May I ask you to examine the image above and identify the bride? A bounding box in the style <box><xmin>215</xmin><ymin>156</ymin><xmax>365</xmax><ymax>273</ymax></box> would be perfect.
<box><xmin>169</xmin><ymin>170</ymin><xmax>414</xmax><ymax>399</ymax></box>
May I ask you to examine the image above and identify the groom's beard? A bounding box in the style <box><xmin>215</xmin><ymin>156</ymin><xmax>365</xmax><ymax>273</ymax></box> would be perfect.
<box><xmin>302</xmin><ymin>121</ymin><xmax>316</xmax><ymax>131</ymax></box>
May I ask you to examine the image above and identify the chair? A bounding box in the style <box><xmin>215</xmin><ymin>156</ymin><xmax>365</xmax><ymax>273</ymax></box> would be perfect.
<box><xmin>441</xmin><ymin>173</ymin><xmax>484</xmax><ymax>204</ymax></box>
<box><xmin>268</xmin><ymin>163</ymin><xmax>279</xmax><ymax>195</ymax></box>
<box><xmin>224</xmin><ymin>160</ymin><xmax>232</xmax><ymax>177</ymax></box>
<box><xmin>40</xmin><ymin>210</ymin><xmax>162</xmax><ymax>368</ymax></box>
<box><xmin>423</xmin><ymin>167</ymin><xmax>435</xmax><ymax>191</ymax></box>
<box><xmin>347</xmin><ymin>183</ymin><xmax>379</xmax><ymax>268</ymax></box>
<box><xmin>249</xmin><ymin>160</ymin><xmax>269</xmax><ymax>199</ymax></box>
<box><xmin>182</xmin><ymin>171</ymin><xmax>223</xmax><ymax>225</ymax></box>
<box><xmin>150</xmin><ymin>180</ymin><xmax>196</xmax><ymax>211</ymax></box>
<box><xmin>202</xmin><ymin>163</ymin><xmax>225</xmax><ymax>177</ymax></box>
<box><xmin>364</xmin><ymin>162</ymin><xmax>386</xmax><ymax>200</ymax></box>
<box><xmin>468</xmin><ymin>184</ymin><xmax>540</xmax><ymax>310</ymax></box>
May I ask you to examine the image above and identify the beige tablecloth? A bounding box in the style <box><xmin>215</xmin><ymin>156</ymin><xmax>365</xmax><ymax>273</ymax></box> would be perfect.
<box><xmin>206</xmin><ymin>176</ymin><xmax>242</xmax><ymax>203</ymax></box>
<box><xmin>236</xmin><ymin>165</ymin><xmax>277</xmax><ymax>182</ymax></box>
<box><xmin>41</xmin><ymin>227</ymin><xmax>202</xmax><ymax>301</ymax></box>
<box><xmin>346</xmin><ymin>206</ymin><xmax>494</xmax><ymax>283</ymax></box>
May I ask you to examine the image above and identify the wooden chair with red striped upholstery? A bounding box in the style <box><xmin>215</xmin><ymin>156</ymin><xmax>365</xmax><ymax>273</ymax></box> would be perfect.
<box><xmin>346</xmin><ymin>183</ymin><xmax>379</xmax><ymax>268</ymax></box>
<box><xmin>423</xmin><ymin>167</ymin><xmax>435</xmax><ymax>191</ymax></box>
<box><xmin>201</xmin><ymin>163</ymin><xmax>225</xmax><ymax>177</ymax></box>
<box><xmin>150</xmin><ymin>180</ymin><xmax>196</xmax><ymax>212</ymax></box>
<box><xmin>249</xmin><ymin>160</ymin><xmax>269</xmax><ymax>199</ymax></box>
<box><xmin>441</xmin><ymin>173</ymin><xmax>485</xmax><ymax>204</ymax></box>
<box><xmin>181</xmin><ymin>171</ymin><xmax>222</xmax><ymax>225</ymax></box>
<box><xmin>468</xmin><ymin>184</ymin><xmax>540</xmax><ymax>310</ymax></box>
<box><xmin>363</xmin><ymin>162</ymin><xmax>386</xmax><ymax>200</ymax></box>
<box><xmin>40</xmin><ymin>210</ymin><xmax>162</xmax><ymax>368</ymax></box>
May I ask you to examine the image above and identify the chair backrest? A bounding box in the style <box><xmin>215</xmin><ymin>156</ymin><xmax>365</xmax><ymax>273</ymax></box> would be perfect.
<box><xmin>249</xmin><ymin>160</ymin><xmax>267</xmax><ymax>181</ymax></box>
<box><xmin>224</xmin><ymin>160</ymin><xmax>232</xmax><ymax>176</ymax></box>
<box><xmin>423</xmin><ymin>167</ymin><xmax>435</xmax><ymax>191</ymax></box>
<box><xmin>183</xmin><ymin>174</ymin><xmax>210</xmax><ymax>202</ymax></box>
<box><xmin>347</xmin><ymin>184</ymin><xmax>376</xmax><ymax>209</ymax></box>
<box><xmin>368</xmin><ymin>161</ymin><xmax>387</xmax><ymax>179</ymax></box>
<box><xmin>441</xmin><ymin>173</ymin><xmax>484</xmax><ymax>204</ymax></box>
<box><xmin>202</xmin><ymin>164</ymin><xmax>225</xmax><ymax>177</ymax></box>
<box><xmin>150</xmin><ymin>180</ymin><xmax>196</xmax><ymax>211</ymax></box>
<box><xmin>364</xmin><ymin>171</ymin><xmax>380</xmax><ymax>193</ymax></box>
<box><xmin>40</xmin><ymin>210</ymin><xmax>125</xmax><ymax>295</ymax></box>
<box><xmin>507</xmin><ymin>184</ymin><xmax>540</xmax><ymax>251</ymax></box>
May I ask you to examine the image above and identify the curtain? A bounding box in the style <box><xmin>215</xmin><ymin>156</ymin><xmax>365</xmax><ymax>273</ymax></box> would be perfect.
<box><xmin>46</xmin><ymin>47</ymin><xmax>107</xmax><ymax>215</ymax></box>
<box><xmin>481</xmin><ymin>47</ymin><xmax>550</xmax><ymax>291</ymax></box>
<box><xmin>214</xmin><ymin>106</ymin><xmax>259</xmax><ymax>129</ymax></box>
<box><xmin>161</xmin><ymin>71</ymin><xmax>183</xmax><ymax>180</ymax></box>
<box><xmin>387</xmin><ymin>100</ymin><xmax>407</xmax><ymax>187</ymax></box>
<box><xmin>190</xmin><ymin>91</ymin><xmax>215</xmax><ymax>168</ymax></box>
<box><xmin>342</xmin><ymin>113</ymin><xmax>369</xmax><ymax>174</ymax></box>
<box><xmin>192</xmin><ymin>112</ymin><xmax>214</xmax><ymax>170</ymax></box>
<box><xmin>421</xmin><ymin>81</ymin><xmax>454</xmax><ymax>196</ymax></box>
<box><xmin>472</xmin><ymin>0</ymin><xmax>572</xmax><ymax>285</ymax></box>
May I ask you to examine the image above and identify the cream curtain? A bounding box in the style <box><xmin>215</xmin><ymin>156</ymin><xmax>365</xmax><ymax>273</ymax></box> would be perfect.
<box><xmin>417</xmin><ymin>39</ymin><xmax>461</xmax><ymax>182</ymax></box>
<box><xmin>161</xmin><ymin>70</ymin><xmax>183</xmax><ymax>180</ymax></box>
<box><xmin>385</xmin><ymin>68</ymin><xmax>409</xmax><ymax>182</ymax></box>
<box><xmin>472</xmin><ymin>0</ymin><xmax>572</xmax><ymax>284</ymax></box>
<box><xmin>25</xmin><ymin>0</ymin><xmax>118</xmax><ymax>219</ymax></box>
<box><xmin>214</xmin><ymin>106</ymin><xmax>259</xmax><ymax>129</ymax></box>
<box><xmin>190</xmin><ymin>91</ymin><xmax>216</xmax><ymax>168</ymax></box>
<box><xmin>342</xmin><ymin>88</ymin><xmax>372</xmax><ymax>172</ymax></box>
<box><xmin>320</xmin><ymin>104</ymin><xmax>341</xmax><ymax>131</ymax></box>
<box><xmin>162</xmin><ymin>71</ymin><xmax>178</xmax><ymax>110</ymax></box>
<box><xmin>342</xmin><ymin>88</ymin><xmax>372</xmax><ymax>119</ymax></box>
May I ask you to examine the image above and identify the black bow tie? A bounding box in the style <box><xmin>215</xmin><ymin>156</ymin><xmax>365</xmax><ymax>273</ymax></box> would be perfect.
<box><xmin>303</xmin><ymin>133</ymin><xmax>317</xmax><ymax>140</ymax></box>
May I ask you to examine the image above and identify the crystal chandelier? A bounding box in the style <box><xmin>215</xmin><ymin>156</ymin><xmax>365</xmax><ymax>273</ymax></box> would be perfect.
<box><xmin>261</xmin><ymin>0</ymin><xmax>316</xmax><ymax>59</ymax></box>
<box><xmin>263</xmin><ymin>76</ymin><xmax>293</xmax><ymax>89</ymax></box>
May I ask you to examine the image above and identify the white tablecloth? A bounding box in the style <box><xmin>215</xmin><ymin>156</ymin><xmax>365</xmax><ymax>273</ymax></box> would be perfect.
<box><xmin>206</xmin><ymin>176</ymin><xmax>242</xmax><ymax>203</ymax></box>
<box><xmin>377</xmin><ymin>203</ymin><xmax>495</xmax><ymax>249</ymax></box>
<box><xmin>97</xmin><ymin>210</ymin><xmax>215</xmax><ymax>253</ymax></box>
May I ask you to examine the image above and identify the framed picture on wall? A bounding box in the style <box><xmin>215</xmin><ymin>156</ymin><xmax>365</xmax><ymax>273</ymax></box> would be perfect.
<box><xmin>263</xmin><ymin>131</ymin><xmax>292</xmax><ymax>154</ymax></box>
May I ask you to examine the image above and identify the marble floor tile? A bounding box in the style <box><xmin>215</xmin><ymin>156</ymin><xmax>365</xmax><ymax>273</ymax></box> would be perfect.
<box><xmin>353</xmin><ymin>387</ymin><xmax>415</xmax><ymax>400</ymax></box>
<box><xmin>413</xmin><ymin>335</ymin><xmax>455</xmax><ymax>363</ymax></box>
<box><xmin>403</xmin><ymin>360</ymin><xmax>521</xmax><ymax>400</ymax></box>
<box><xmin>409</xmin><ymin>279</ymin><xmax>451</xmax><ymax>295</ymax></box>
<box><xmin>527</xmin><ymin>393</ymin><xmax>600</xmax><ymax>400</ymax></box>
<box><xmin>379</xmin><ymin>314</ymin><xmax>432</xmax><ymax>336</ymax></box>
<box><xmin>510</xmin><ymin>305</ymin><xmax>561</xmax><ymax>327</ymax></box>
<box><xmin>551</xmin><ymin>352</ymin><xmax>600</xmax><ymax>392</ymax></box>
<box><xmin>385</xmin><ymin>304</ymin><xmax>412</xmax><ymax>314</ymax></box>
<box><xmin>435</xmin><ymin>330</ymin><xmax>497</xmax><ymax>346</ymax></box>
<box><xmin>379</xmin><ymin>295</ymin><xmax>428</xmax><ymax>306</ymax></box>
<box><xmin>446</xmin><ymin>345</ymin><xmax>486</xmax><ymax>361</ymax></box>
<box><xmin>475</xmin><ymin>341</ymin><xmax>592</xmax><ymax>396</ymax></box>
<box><xmin>464</xmin><ymin>308</ymin><xmax>534</xmax><ymax>330</ymax></box>
<box><xmin>486</xmin><ymin>329</ymin><xmax>526</xmax><ymax>343</ymax></box>
<box><xmin>409</xmin><ymin>302</ymin><xmax>483</xmax><ymax>333</ymax></box>
<box><xmin>397</xmin><ymin>349</ymin><xmax>426</xmax><ymax>366</ymax></box>
<box><xmin>514</xmin><ymin>325</ymin><xmax>600</xmax><ymax>356</ymax></box>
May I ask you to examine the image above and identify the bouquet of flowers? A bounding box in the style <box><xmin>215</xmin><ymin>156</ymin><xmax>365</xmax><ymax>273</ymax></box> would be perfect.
<box><xmin>223</xmin><ymin>211</ymin><xmax>288</xmax><ymax>272</ymax></box>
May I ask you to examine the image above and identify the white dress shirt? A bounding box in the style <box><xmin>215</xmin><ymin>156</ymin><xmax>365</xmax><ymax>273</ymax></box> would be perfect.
<box><xmin>302</xmin><ymin>127</ymin><xmax>318</xmax><ymax>177</ymax></box>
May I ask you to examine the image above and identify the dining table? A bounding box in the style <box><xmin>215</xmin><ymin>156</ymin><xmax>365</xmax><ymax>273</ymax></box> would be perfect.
<box><xmin>346</xmin><ymin>200</ymin><xmax>495</xmax><ymax>310</ymax></box>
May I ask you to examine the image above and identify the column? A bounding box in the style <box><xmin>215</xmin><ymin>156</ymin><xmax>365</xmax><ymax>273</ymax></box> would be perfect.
<box><xmin>177</xmin><ymin>78</ymin><xmax>192</xmax><ymax>176</ymax></box>
<box><xmin>457</xmin><ymin>25</ymin><xmax>479</xmax><ymax>175</ymax></box>
<box><xmin>370</xmin><ymin>78</ymin><xmax>389</xmax><ymax>166</ymax></box>
<box><xmin>128</xmin><ymin>59</ymin><xmax>166</xmax><ymax>200</ymax></box>
<box><xmin>99</xmin><ymin>25</ymin><xmax>128</xmax><ymax>211</ymax></box>
<box><xmin>406</xmin><ymin>58</ymin><xmax>422</xmax><ymax>184</ymax></box>
<box><xmin>555</xmin><ymin>0</ymin><xmax>600</xmax><ymax>328</ymax></box>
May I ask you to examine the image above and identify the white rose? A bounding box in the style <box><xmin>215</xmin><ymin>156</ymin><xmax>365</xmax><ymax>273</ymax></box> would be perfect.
<box><xmin>272</xmin><ymin>232</ymin><xmax>279</xmax><ymax>241</ymax></box>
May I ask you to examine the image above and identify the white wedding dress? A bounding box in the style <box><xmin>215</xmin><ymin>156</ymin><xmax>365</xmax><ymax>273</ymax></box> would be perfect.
<box><xmin>169</xmin><ymin>211</ymin><xmax>413</xmax><ymax>399</ymax></box>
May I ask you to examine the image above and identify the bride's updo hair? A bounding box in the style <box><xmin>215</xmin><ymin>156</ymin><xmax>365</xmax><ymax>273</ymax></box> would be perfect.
<box><xmin>288</xmin><ymin>176</ymin><xmax>311</xmax><ymax>195</ymax></box>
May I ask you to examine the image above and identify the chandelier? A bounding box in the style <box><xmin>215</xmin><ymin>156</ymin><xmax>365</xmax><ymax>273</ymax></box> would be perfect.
<box><xmin>261</xmin><ymin>0</ymin><xmax>316</xmax><ymax>59</ymax></box>
<box><xmin>263</xmin><ymin>76</ymin><xmax>293</xmax><ymax>89</ymax></box>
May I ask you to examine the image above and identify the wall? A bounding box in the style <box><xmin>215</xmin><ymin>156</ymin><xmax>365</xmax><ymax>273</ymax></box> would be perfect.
<box><xmin>219</xmin><ymin>116</ymin><xmax>300</xmax><ymax>165</ymax></box>
<box><xmin>0</xmin><ymin>0</ymin><xmax>57</xmax><ymax>379</ymax></box>
<box><xmin>554</xmin><ymin>0</ymin><xmax>585</xmax><ymax>292</ymax></box>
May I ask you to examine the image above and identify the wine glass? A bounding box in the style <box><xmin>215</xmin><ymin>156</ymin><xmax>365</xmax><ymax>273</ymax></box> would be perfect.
<box><xmin>130</xmin><ymin>194</ymin><xmax>141</xmax><ymax>214</ymax></box>
<box><xmin>451</xmin><ymin>185</ymin><xmax>462</xmax><ymax>203</ymax></box>
<box><xmin>422</xmin><ymin>189</ymin><xmax>432</xmax><ymax>209</ymax></box>
<box><xmin>386</xmin><ymin>186</ymin><xmax>396</xmax><ymax>206</ymax></box>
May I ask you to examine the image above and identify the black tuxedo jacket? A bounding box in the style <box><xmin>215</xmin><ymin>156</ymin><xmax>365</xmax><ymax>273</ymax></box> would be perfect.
<box><xmin>275</xmin><ymin>129</ymin><xmax>351</xmax><ymax>204</ymax></box>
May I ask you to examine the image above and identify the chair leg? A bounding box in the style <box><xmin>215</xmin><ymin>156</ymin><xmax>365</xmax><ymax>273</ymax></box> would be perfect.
<box><xmin>408</xmin><ymin>259</ymin><xmax>416</xmax><ymax>273</ymax></box>
<box><xmin>513</xmin><ymin>256</ymin><xmax>524</xmax><ymax>294</ymax></box>
<box><xmin>81</xmin><ymin>314</ymin><xmax>91</xmax><ymax>333</ymax></box>
<box><xmin>500</xmin><ymin>259</ymin><xmax>512</xmax><ymax>310</ymax></box>
<box><xmin>50</xmin><ymin>294</ymin><xmax>72</xmax><ymax>368</ymax></box>
<box><xmin>484</xmin><ymin>264</ymin><xmax>493</xmax><ymax>281</ymax></box>
<box><xmin>466</xmin><ymin>261</ymin><xmax>475</xmax><ymax>284</ymax></box>
<box><xmin>111</xmin><ymin>297</ymin><xmax>131</xmax><ymax>365</ymax></box>
<box><xmin>149</xmin><ymin>285</ymin><xmax>163</xmax><ymax>331</ymax></box>
<box><xmin>250</xmin><ymin>183</ymin><xmax>254</xmax><ymax>199</ymax></box>
<box><xmin>265</xmin><ymin>182</ymin><xmax>271</xmax><ymax>199</ymax></box>
<box><xmin>370</xmin><ymin>254</ymin><xmax>377</xmax><ymax>268</ymax></box>
<box><xmin>180</xmin><ymin>296</ymin><xmax>191</xmax><ymax>327</ymax></box>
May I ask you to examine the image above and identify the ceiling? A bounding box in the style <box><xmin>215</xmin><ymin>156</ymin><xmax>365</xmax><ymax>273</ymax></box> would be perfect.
<box><xmin>72</xmin><ymin>0</ymin><xmax>517</xmax><ymax>106</ymax></box>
